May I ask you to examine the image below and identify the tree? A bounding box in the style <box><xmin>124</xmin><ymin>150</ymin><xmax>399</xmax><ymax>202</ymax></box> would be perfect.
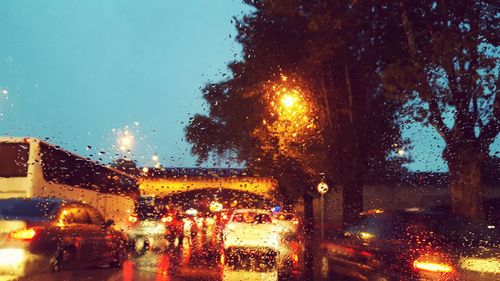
<box><xmin>187</xmin><ymin>0</ymin><xmax>408</xmax><ymax>221</ymax></box>
<box><xmin>186</xmin><ymin>1</ymin><xmax>409</xmax><ymax>279</ymax></box>
<box><xmin>303</xmin><ymin>0</ymin><xmax>413</xmax><ymax>224</ymax></box>
<box><xmin>382</xmin><ymin>0</ymin><xmax>499</xmax><ymax>222</ymax></box>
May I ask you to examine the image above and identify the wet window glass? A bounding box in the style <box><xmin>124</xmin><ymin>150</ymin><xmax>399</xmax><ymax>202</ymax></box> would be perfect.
<box><xmin>0</xmin><ymin>1</ymin><xmax>498</xmax><ymax>281</ymax></box>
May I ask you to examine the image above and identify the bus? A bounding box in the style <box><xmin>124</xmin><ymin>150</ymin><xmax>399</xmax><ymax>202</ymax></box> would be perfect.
<box><xmin>0</xmin><ymin>137</ymin><xmax>139</xmax><ymax>231</ymax></box>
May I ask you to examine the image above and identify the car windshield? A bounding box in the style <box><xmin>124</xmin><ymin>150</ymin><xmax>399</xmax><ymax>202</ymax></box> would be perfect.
<box><xmin>0</xmin><ymin>199</ymin><xmax>59</xmax><ymax>221</ymax></box>
<box><xmin>0</xmin><ymin>1</ymin><xmax>498</xmax><ymax>280</ymax></box>
<box><xmin>135</xmin><ymin>200</ymin><xmax>166</xmax><ymax>221</ymax></box>
<box><xmin>232</xmin><ymin>212</ymin><xmax>272</xmax><ymax>224</ymax></box>
<box><xmin>276</xmin><ymin>213</ymin><xmax>295</xmax><ymax>221</ymax></box>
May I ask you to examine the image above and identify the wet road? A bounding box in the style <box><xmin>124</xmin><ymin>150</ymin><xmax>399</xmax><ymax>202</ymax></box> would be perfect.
<box><xmin>11</xmin><ymin>251</ymin><xmax>218</xmax><ymax>281</ymax></box>
<box><xmin>6</xmin><ymin>227</ymin><xmax>229</xmax><ymax>281</ymax></box>
<box><xmin>3</xmin><ymin>223</ymin><xmax>302</xmax><ymax>281</ymax></box>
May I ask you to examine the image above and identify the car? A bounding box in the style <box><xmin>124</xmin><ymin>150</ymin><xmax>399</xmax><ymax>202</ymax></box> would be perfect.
<box><xmin>273</xmin><ymin>212</ymin><xmax>301</xmax><ymax>234</ymax></box>
<box><xmin>320</xmin><ymin>208</ymin><xmax>499</xmax><ymax>281</ymax></box>
<box><xmin>221</xmin><ymin>247</ymin><xmax>278</xmax><ymax>281</ymax></box>
<box><xmin>0</xmin><ymin>197</ymin><xmax>129</xmax><ymax>277</ymax></box>
<box><xmin>127</xmin><ymin>199</ymin><xmax>184</xmax><ymax>254</ymax></box>
<box><xmin>278</xmin><ymin>232</ymin><xmax>304</xmax><ymax>277</ymax></box>
<box><xmin>432</xmin><ymin>198</ymin><xmax>499</xmax><ymax>230</ymax></box>
<box><xmin>222</xmin><ymin>209</ymin><xmax>279</xmax><ymax>250</ymax></box>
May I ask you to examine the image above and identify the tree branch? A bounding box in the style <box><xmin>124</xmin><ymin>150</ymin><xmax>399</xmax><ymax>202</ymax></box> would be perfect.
<box><xmin>429</xmin><ymin>98</ymin><xmax>450</xmax><ymax>141</ymax></box>
<box><xmin>479</xmin><ymin>118</ymin><xmax>499</xmax><ymax>150</ymax></box>
<box><xmin>400</xmin><ymin>2</ymin><xmax>450</xmax><ymax>140</ymax></box>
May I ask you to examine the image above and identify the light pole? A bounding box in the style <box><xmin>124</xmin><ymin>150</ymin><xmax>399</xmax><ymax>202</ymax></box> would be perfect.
<box><xmin>317</xmin><ymin>180</ymin><xmax>329</xmax><ymax>240</ymax></box>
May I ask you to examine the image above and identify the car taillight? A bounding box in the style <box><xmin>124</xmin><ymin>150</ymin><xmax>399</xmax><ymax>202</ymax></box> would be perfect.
<box><xmin>10</xmin><ymin>228</ymin><xmax>37</xmax><ymax>241</ymax></box>
<box><xmin>220</xmin><ymin>252</ymin><xmax>225</xmax><ymax>265</ymax></box>
<box><xmin>161</xmin><ymin>216</ymin><xmax>173</xmax><ymax>223</ymax></box>
<box><xmin>413</xmin><ymin>254</ymin><xmax>455</xmax><ymax>273</ymax></box>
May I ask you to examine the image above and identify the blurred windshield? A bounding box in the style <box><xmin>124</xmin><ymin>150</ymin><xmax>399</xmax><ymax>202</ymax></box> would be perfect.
<box><xmin>0</xmin><ymin>1</ymin><xmax>498</xmax><ymax>280</ymax></box>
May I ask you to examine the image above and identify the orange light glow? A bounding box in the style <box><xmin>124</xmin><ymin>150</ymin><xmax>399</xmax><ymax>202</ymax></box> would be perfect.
<box><xmin>220</xmin><ymin>252</ymin><xmax>225</xmax><ymax>265</ymax></box>
<box><xmin>10</xmin><ymin>228</ymin><xmax>36</xmax><ymax>241</ymax></box>
<box><xmin>359</xmin><ymin>232</ymin><xmax>375</xmax><ymax>240</ymax></box>
<box><xmin>292</xmin><ymin>254</ymin><xmax>299</xmax><ymax>263</ymax></box>
<box><xmin>413</xmin><ymin>255</ymin><xmax>455</xmax><ymax>273</ymax></box>
<box><xmin>128</xmin><ymin>215</ymin><xmax>138</xmax><ymax>223</ymax></box>
<box><xmin>161</xmin><ymin>216</ymin><xmax>173</xmax><ymax>223</ymax></box>
<box><xmin>281</xmin><ymin>94</ymin><xmax>297</xmax><ymax>108</ymax></box>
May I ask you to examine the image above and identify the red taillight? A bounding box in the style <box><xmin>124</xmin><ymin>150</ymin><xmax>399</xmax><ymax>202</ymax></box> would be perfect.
<box><xmin>413</xmin><ymin>254</ymin><xmax>455</xmax><ymax>273</ymax></box>
<box><xmin>10</xmin><ymin>228</ymin><xmax>37</xmax><ymax>241</ymax></box>
<box><xmin>220</xmin><ymin>252</ymin><xmax>225</xmax><ymax>265</ymax></box>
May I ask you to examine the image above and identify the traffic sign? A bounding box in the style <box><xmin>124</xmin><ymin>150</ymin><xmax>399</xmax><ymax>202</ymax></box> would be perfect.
<box><xmin>317</xmin><ymin>181</ymin><xmax>329</xmax><ymax>194</ymax></box>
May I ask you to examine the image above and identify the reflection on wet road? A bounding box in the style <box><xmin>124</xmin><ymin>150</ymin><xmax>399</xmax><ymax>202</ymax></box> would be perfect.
<box><xmin>11</xmin><ymin>230</ymin><xmax>222</xmax><ymax>281</ymax></box>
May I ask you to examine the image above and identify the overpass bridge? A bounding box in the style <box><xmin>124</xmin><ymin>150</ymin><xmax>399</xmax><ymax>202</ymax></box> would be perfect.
<box><xmin>137</xmin><ymin>168</ymin><xmax>278</xmax><ymax>202</ymax></box>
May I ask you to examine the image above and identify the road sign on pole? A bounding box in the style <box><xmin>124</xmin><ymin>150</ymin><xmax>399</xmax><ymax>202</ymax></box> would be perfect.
<box><xmin>317</xmin><ymin>181</ymin><xmax>329</xmax><ymax>240</ymax></box>
<box><xmin>317</xmin><ymin>181</ymin><xmax>329</xmax><ymax>194</ymax></box>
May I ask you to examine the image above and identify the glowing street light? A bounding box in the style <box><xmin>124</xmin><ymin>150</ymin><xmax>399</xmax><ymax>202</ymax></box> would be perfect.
<box><xmin>152</xmin><ymin>155</ymin><xmax>159</xmax><ymax>162</ymax></box>
<box><xmin>281</xmin><ymin>94</ymin><xmax>297</xmax><ymax>108</ymax></box>
<box><xmin>117</xmin><ymin>131</ymin><xmax>134</xmax><ymax>151</ymax></box>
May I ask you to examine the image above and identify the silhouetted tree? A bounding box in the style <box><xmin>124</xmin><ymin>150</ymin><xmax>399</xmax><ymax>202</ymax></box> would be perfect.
<box><xmin>382</xmin><ymin>0</ymin><xmax>498</xmax><ymax>222</ymax></box>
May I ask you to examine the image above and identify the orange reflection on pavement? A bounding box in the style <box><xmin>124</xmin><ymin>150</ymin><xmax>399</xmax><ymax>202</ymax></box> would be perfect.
<box><xmin>155</xmin><ymin>255</ymin><xmax>170</xmax><ymax>281</ymax></box>
<box><xmin>123</xmin><ymin>260</ymin><xmax>135</xmax><ymax>281</ymax></box>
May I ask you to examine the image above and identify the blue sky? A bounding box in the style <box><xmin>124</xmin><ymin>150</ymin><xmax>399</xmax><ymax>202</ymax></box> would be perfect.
<box><xmin>0</xmin><ymin>1</ymin><xmax>498</xmax><ymax>171</ymax></box>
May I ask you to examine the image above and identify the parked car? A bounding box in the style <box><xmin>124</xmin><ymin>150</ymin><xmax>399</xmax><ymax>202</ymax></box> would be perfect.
<box><xmin>320</xmin><ymin>208</ymin><xmax>499</xmax><ymax>281</ymax></box>
<box><xmin>432</xmin><ymin>198</ymin><xmax>499</xmax><ymax>229</ymax></box>
<box><xmin>0</xmin><ymin>197</ymin><xmax>129</xmax><ymax>277</ymax></box>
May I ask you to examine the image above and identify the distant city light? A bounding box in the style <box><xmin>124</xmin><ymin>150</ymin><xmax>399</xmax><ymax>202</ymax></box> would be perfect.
<box><xmin>142</xmin><ymin>167</ymin><xmax>149</xmax><ymax>173</ymax></box>
<box><xmin>152</xmin><ymin>155</ymin><xmax>159</xmax><ymax>162</ymax></box>
<box><xmin>397</xmin><ymin>149</ymin><xmax>406</xmax><ymax>156</ymax></box>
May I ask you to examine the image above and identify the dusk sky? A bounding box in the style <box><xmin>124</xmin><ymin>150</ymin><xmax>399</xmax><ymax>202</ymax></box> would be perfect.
<box><xmin>1</xmin><ymin>0</ymin><xmax>498</xmax><ymax>172</ymax></box>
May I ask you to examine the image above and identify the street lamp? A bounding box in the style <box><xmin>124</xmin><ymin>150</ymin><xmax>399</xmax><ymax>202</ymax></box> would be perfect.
<box><xmin>117</xmin><ymin>131</ymin><xmax>134</xmax><ymax>152</ymax></box>
<box><xmin>281</xmin><ymin>93</ymin><xmax>297</xmax><ymax>108</ymax></box>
